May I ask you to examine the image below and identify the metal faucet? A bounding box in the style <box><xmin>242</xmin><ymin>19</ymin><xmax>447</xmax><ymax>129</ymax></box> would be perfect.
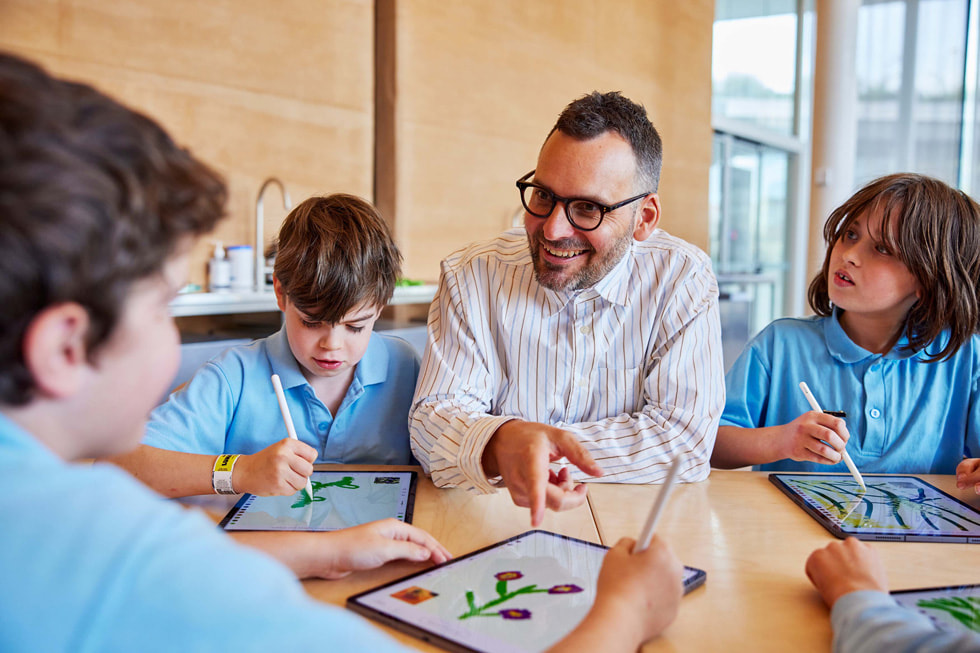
<box><xmin>255</xmin><ymin>177</ymin><xmax>292</xmax><ymax>291</ymax></box>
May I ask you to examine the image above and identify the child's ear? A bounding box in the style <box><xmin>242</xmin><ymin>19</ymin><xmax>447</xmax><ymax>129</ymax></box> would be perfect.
<box><xmin>273</xmin><ymin>277</ymin><xmax>288</xmax><ymax>312</ymax></box>
<box><xmin>21</xmin><ymin>303</ymin><xmax>91</xmax><ymax>399</ymax></box>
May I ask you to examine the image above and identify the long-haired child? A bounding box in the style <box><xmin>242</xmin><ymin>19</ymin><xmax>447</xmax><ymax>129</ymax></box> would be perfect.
<box><xmin>713</xmin><ymin>173</ymin><xmax>980</xmax><ymax>477</ymax></box>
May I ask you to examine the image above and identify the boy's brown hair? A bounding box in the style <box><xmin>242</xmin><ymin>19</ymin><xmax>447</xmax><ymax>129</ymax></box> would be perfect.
<box><xmin>808</xmin><ymin>173</ymin><xmax>980</xmax><ymax>361</ymax></box>
<box><xmin>274</xmin><ymin>194</ymin><xmax>402</xmax><ymax>323</ymax></box>
<box><xmin>0</xmin><ymin>53</ymin><xmax>226</xmax><ymax>405</ymax></box>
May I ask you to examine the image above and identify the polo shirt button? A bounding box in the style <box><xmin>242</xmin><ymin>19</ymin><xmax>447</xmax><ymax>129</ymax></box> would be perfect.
<box><xmin>318</xmin><ymin>422</ymin><xmax>329</xmax><ymax>430</ymax></box>
<box><xmin>869</xmin><ymin>408</ymin><xmax>881</xmax><ymax>419</ymax></box>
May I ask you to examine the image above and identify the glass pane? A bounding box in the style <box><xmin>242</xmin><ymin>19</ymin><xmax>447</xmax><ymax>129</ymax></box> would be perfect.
<box><xmin>856</xmin><ymin>0</ymin><xmax>967</xmax><ymax>187</ymax></box>
<box><xmin>713</xmin><ymin>0</ymin><xmax>799</xmax><ymax>135</ymax></box>
<box><xmin>710</xmin><ymin>133</ymin><xmax>791</xmax><ymax>337</ymax></box>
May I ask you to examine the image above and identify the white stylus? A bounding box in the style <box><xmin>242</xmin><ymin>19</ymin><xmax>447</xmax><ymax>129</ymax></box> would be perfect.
<box><xmin>799</xmin><ymin>381</ymin><xmax>866</xmax><ymax>491</ymax></box>
<box><xmin>634</xmin><ymin>455</ymin><xmax>683</xmax><ymax>552</ymax></box>
<box><xmin>271</xmin><ymin>374</ymin><xmax>314</xmax><ymax>501</ymax></box>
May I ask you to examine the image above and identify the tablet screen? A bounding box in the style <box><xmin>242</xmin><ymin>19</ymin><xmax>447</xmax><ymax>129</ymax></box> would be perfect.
<box><xmin>892</xmin><ymin>584</ymin><xmax>980</xmax><ymax>634</ymax></box>
<box><xmin>218</xmin><ymin>470</ymin><xmax>416</xmax><ymax>531</ymax></box>
<box><xmin>769</xmin><ymin>473</ymin><xmax>980</xmax><ymax>542</ymax></box>
<box><xmin>347</xmin><ymin>530</ymin><xmax>706</xmax><ymax>653</ymax></box>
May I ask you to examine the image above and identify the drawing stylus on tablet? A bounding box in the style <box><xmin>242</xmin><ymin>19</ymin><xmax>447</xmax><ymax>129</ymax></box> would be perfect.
<box><xmin>799</xmin><ymin>381</ymin><xmax>866</xmax><ymax>491</ymax></box>
<box><xmin>634</xmin><ymin>455</ymin><xmax>682</xmax><ymax>552</ymax></box>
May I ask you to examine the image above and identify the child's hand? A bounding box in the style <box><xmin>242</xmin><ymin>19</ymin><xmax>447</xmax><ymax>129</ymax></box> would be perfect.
<box><xmin>778</xmin><ymin>411</ymin><xmax>850</xmax><ymax>465</ymax></box>
<box><xmin>321</xmin><ymin>519</ymin><xmax>452</xmax><ymax>578</ymax></box>
<box><xmin>596</xmin><ymin>536</ymin><xmax>684</xmax><ymax>645</ymax></box>
<box><xmin>956</xmin><ymin>458</ymin><xmax>980</xmax><ymax>493</ymax></box>
<box><xmin>232</xmin><ymin>438</ymin><xmax>317</xmax><ymax>496</ymax></box>
<box><xmin>805</xmin><ymin>537</ymin><xmax>889</xmax><ymax>608</ymax></box>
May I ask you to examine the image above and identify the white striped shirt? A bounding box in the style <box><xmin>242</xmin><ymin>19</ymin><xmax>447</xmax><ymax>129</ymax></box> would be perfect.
<box><xmin>409</xmin><ymin>227</ymin><xmax>724</xmax><ymax>493</ymax></box>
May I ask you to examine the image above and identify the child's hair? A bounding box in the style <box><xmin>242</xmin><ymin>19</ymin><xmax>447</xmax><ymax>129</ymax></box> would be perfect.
<box><xmin>0</xmin><ymin>53</ymin><xmax>226</xmax><ymax>405</ymax></box>
<box><xmin>273</xmin><ymin>194</ymin><xmax>402</xmax><ymax>323</ymax></box>
<box><xmin>808</xmin><ymin>173</ymin><xmax>980</xmax><ymax>361</ymax></box>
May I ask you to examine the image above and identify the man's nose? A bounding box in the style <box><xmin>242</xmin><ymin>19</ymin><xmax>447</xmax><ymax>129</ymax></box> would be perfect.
<box><xmin>541</xmin><ymin>202</ymin><xmax>576</xmax><ymax>241</ymax></box>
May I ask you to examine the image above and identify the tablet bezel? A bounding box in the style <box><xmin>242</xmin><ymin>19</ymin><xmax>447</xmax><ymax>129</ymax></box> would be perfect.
<box><xmin>216</xmin><ymin>469</ymin><xmax>417</xmax><ymax>531</ymax></box>
<box><xmin>768</xmin><ymin>473</ymin><xmax>980</xmax><ymax>543</ymax></box>
<box><xmin>346</xmin><ymin>529</ymin><xmax>706</xmax><ymax>653</ymax></box>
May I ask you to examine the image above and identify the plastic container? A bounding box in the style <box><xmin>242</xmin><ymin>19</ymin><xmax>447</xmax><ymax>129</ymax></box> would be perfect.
<box><xmin>227</xmin><ymin>244</ymin><xmax>254</xmax><ymax>292</ymax></box>
<box><xmin>207</xmin><ymin>242</ymin><xmax>231</xmax><ymax>292</ymax></box>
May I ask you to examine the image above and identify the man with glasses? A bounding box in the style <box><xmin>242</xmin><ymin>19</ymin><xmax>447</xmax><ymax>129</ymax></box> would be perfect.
<box><xmin>410</xmin><ymin>92</ymin><xmax>724</xmax><ymax>526</ymax></box>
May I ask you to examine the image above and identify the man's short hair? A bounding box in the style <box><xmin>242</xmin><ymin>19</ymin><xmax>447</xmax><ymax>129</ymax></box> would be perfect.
<box><xmin>0</xmin><ymin>53</ymin><xmax>226</xmax><ymax>405</ymax></box>
<box><xmin>273</xmin><ymin>194</ymin><xmax>402</xmax><ymax>323</ymax></box>
<box><xmin>548</xmin><ymin>91</ymin><xmax>663</xmax><ymax>193</ymax></box>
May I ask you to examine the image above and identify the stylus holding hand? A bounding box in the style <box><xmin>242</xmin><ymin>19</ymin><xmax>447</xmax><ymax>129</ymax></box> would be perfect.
<box><xmin>799</xmin><ymin>381</ymin><xmax>866</xmax><ymax>491</ymax></box>
<box><xmin>271</xmin><ymin>373</ymin><xmax>315</xmax><ymax>501</ymax></box>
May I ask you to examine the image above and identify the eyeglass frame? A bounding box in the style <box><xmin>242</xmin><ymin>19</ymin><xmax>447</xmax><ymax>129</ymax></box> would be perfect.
<box><xmin>515</xmin><ymin>170</ymin><xmax>652</xmax><ymax>232</ymax></box>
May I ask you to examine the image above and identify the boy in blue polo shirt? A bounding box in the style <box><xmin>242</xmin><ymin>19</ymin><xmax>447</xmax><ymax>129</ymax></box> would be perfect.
<box><xmin>1</xmin><ymin>52</ymin><xmax>688</xmax><ymax>653</ymax></box>
<box><xmin>113</xmin><ymin>194</ymin><xmax>419</xmax><ymax>498</ymax></box>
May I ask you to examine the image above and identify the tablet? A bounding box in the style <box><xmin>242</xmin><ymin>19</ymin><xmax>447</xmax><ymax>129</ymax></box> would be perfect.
<box><xmin>347</xmin><ymin>529</ymin><xmax>706</xmax><ymax>653</ymax></box>
<box><xmin>769</xmin><ymin>473</ymin><xmax>980</xmax><ymax>543</ymax></box>
<box><xmin>892</xmin><ymin>583</ymin><xmax>980</xmax><ymax>634</ymax></box>
<box><xmin>217</xmin><ymin>470</ymin><xmax>416</xmax><ymax>531</ymax></box>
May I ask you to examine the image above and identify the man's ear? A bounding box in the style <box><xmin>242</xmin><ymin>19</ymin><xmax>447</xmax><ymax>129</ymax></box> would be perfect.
<box><xmin>633</xmin><ymin>193</ymin><xmax>661</xmax><ymax>241</ymax></box>
<box><xmin>21</xmin><ymin>303</ymin><xmax>91</xmax><ymax>399</ymax></box>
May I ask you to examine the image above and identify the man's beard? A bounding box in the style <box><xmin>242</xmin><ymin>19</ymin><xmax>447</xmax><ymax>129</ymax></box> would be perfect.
<box><xmin>527</xmin><ymin>229</ymin><xmax>632</xmax><ymax>292</ymax></box>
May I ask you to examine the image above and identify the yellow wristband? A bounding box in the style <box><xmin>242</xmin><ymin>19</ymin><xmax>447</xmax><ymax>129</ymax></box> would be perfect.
<box><xmin>212</xmin><ymin>454</ymin><xmax>240</xmax><ymax>495</ymax></box>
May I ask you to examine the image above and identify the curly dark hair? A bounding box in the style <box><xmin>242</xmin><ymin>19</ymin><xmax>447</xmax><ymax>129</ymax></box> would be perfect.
<box><xmin>0</xmin><ymin>53</ymin><xmax>226</xmax><ymax>404</ymax></box>
<box><xmin>808</xmin><ymin>173</ymin><xmax>980</xmax><ymax>361</ymax></box>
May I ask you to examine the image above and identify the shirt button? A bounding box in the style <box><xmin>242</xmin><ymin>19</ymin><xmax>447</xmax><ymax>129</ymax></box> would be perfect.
<box><xmin>579</xmin><ymin>325</ymin><xmax>591</xmax><ymax>335</ymax></box>
<box><xmin>869</xmin><ymin>408</ymin><xmax>881</xmax><ymax>419</ymax></box>
<box><xmin>318</xmin><ymin>422</ymin><xmax>329</xmax><ymax>430</ymax></box>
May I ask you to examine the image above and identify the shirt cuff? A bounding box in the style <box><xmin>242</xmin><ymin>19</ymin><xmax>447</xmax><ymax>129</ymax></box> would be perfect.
<box><xmin>458</xmin><ymin>415</ymin><xmax>518</xmax><ymax>494</ymax></box>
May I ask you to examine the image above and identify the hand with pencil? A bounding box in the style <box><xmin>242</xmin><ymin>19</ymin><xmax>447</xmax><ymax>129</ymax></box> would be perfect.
<box><xmin>774</xmin><ymin>409</ymin><xmax>852</xmax><ymax>466</ymax></box>
<box><xmin>230</xmin><ymin>438</ymin><xmax>317</xmax><ymax>496</ymax></box>
<box><xmin>548</xmin><ymin>457</ymin><xmax>685</xmax><ymax>653</ymax></box>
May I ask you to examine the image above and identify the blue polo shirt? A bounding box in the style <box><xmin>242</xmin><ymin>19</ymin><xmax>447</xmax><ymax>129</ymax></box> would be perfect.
<box><xmin>144</xmin><ymin>329</ymin><xmax>418</xmax><ymax>463</ymax></box>
<box><xmin>721</xmin><ymin>310</ymin><xmax>980</xmax><ymax>474</ymax></box>
<box><xmin>0</xmin><ymin>413</ymin><xmax>405</xmax><ymax>652</ymax></box>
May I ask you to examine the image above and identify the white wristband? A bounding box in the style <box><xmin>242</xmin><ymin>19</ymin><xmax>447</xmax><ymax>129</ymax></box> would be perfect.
<box><xmin>212</xmin><ymin>454</ymin><xmax>240</xmax><ymax>495</ymax></box>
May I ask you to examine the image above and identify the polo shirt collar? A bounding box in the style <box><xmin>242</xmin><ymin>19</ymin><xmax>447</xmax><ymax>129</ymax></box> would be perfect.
<box><xmin>265</xmin><ymin>327</ymin><xmax>389</xmax><ymax>389</ymax></box>
<box><xmin>824</xmin><ymin>307</ymin><xmax>928</xmax><ymax>363</ymax></box>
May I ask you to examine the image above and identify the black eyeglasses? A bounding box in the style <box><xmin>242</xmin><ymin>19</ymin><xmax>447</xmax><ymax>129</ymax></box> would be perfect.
<box><xmin>515</xmin><ymin>170</ymin><xmax>651</xmax><ymax>231</ymax></box>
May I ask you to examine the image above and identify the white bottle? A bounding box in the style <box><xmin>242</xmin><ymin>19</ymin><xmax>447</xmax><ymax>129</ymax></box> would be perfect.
<box><xmin>227</xmin><ymin>244</ymin><xmax>254</xmax><ymax>292</ymax></box>
<box><xmin>208</xmin><ymin>241</ymin><xmax>231</xmax><ymax>292</ymax></box>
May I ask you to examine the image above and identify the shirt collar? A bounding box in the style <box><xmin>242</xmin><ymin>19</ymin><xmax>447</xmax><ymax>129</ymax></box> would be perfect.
<box><xmin>266</xmin><ymin>327</ymin><xmax>388</xmax><ymax>389</ymax></box>
<box><xmin>824</xmin><ymin>307</ymin><xmax>927</xmax><ymax>363</ymax></box>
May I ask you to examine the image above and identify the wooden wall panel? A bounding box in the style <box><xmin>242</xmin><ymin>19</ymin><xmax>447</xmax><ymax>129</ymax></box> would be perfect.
<box><xmin>384</xmin><ymin>0</ymin><xmax>715</xmax><ymax>281</ymax></box>
<box><xmin>0</xmin><ymin>0</ymin><xmax>374</xmax><ymax>287</ymax></box>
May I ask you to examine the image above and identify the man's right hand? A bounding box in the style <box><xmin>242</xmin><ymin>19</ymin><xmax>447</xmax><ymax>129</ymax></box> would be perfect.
<box><xmin>482</xmin><ymin>420</ymin><xmax>604</xmax><ymax>527</ymax></box>
<box><xmin>233</xmin><ymin>438</ymin><xmax>317</xmax><ymax>496</ymax></box>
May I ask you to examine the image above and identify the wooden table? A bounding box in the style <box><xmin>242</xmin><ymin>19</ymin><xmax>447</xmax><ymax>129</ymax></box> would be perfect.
<box><xmin>187</xmin><ymin>466</ymin><xmax>980</xmax><ymax>651</ymax></box>
<box><xmin>588</xmin><ymin>471</ymin><xmax>980</xmax><ymax>653</ymax></box>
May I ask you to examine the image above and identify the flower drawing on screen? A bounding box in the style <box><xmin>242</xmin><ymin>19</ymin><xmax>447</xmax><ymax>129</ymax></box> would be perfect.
<box><xmin>457</xmin><ymin>570</ymin><xmax>581</xmax><ymax>620</ymax></box>
<box><xmin>290</xmin><ymin>476</ymin><xmax>360</xmax><ymax>508</ymax></box>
